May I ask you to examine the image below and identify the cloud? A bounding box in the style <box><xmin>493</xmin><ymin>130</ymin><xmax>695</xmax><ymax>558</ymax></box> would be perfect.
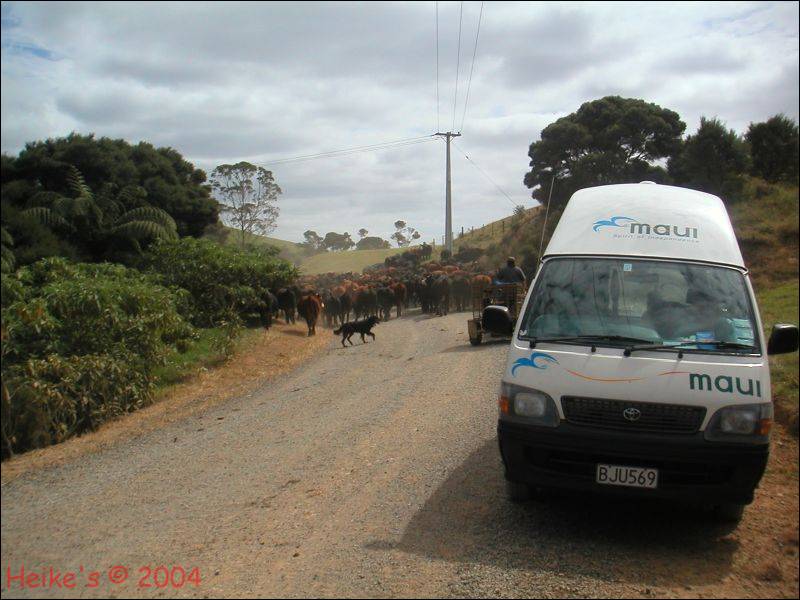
<box><xmin>2</xmin><ymin>1</ymin><xmax>798</xmax><ymax>244</ymax></box>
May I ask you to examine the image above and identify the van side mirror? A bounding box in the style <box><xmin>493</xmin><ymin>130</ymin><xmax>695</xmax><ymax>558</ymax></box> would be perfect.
<box><xmin>767</xmin><ymin>323</ymin><xmax>799</xmax><ymax>355</ymax></box>
<box><xmin>483</xmin><ymin>305</ymin><xmax>514</xmax><ymax>336</ymax></box>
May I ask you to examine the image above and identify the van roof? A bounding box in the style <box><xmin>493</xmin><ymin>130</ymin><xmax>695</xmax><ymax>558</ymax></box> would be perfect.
<box><xmin>543</xmin><ymin>183</ymin><xmax>745</xmax><ymax>268</ymax></box>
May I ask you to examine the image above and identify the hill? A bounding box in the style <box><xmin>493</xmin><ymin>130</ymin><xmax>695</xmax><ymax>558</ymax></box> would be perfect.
<box><xmin>204</xmin><ymin>226</ymin><xmax>311</xmax><ymax>265</ymax></box>
<box><xmin>299</xmin><ymin>246</ymin><xmax>408</xmax><ymax>275</ymax></box>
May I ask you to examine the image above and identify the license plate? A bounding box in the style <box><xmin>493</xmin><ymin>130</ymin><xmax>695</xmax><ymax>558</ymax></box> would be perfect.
<box><xmin>596</xmin><ymin>464</ymin><xmax>658</xmax><ymax>489</ymax></box>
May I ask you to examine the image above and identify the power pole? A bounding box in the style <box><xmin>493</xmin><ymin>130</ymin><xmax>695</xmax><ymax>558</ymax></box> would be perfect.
<box><xmin>435</xmin><ymin>131</ymin><xmax>460</xmax><ymax>253</ymax></box>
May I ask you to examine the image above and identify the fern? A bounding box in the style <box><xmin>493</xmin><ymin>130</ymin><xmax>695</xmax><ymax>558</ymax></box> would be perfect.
<box><xmin>22</xmin><ymin>207</ymin><xmax>74</xmax><ymax>231</ymax></box>
<box><xmin>66</xmin><ymin>165</ymin><xmax>93</xmax><ymax>200</ymax></box>
<box><xmin>27</xmin><ymin>190</ymin><xmax>62</xmax><ymax>208</ymax></box>
<box><xmin>1</xmin><ymin>227</ymin><xmax>14</xmax><ymax>273</ymax></box>
<box><xmin>107</xmin><ymin>220</ymin><xmax>178</xmax><ymax>242</ymax></box>
<box><xmin>115</xmin><ymin>206</ymin><xmax>177</xmax><ymax>232</ymax></box>
<box><xmin>1</xmin><ymin>226</ymin><xmax>13</xmax><ymax>247</ymax></box>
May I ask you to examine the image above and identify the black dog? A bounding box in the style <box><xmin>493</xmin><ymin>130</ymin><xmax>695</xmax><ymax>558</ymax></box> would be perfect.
<box><xmin>333</xmin><ymin>316</ymin><xmax>380</xmax><ymax>347</ymax></box>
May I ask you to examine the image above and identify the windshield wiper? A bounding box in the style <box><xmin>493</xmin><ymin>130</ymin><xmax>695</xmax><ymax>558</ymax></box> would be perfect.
<box><xmin>526</xmin><ymin>334</ymin><xmax>656</xmax><ymax>349</ymax></box>
<box><xmin>624</xmin><ymin>340</ymin><xmax>756</xmax><ymax>357</ymax></box>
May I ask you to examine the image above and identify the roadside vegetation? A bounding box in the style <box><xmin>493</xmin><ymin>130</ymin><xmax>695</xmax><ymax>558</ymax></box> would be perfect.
<box><xmin>1</xmin><ymin>136</ymin><xmax>299</xmax><ymax>458</ymax></box>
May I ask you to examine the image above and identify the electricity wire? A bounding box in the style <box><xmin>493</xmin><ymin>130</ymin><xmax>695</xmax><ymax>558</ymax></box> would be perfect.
<box><xmin>451</xmin><ymin>1</ymin><xmax>463</xmax><ymax>132</ymax></box>
<box><xmin>451</xmin><ymin>140</ymin><xmax>517</xmax><ymax>206</ymax></box>
<box><xmin>459</xmin><ymin>1</ymin><xmax>484</xmax><ymax>133</ymax></box>
<box><xmin>260</xmin><ymin>136</ymin><xmax>437</xmax><ymax>167</ymax></box>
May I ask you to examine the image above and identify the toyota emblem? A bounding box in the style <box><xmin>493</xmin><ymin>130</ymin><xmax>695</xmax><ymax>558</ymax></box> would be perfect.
<box><xmin>623</xmin><ymin>407</ymin><xmax>642</xmax><ymax>422</ymax></box>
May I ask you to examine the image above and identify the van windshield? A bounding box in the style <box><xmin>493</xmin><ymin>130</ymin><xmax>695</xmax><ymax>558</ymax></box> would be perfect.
<box><xmin>519</xmin><ymin>258</ymin><xmax>759</xmax><ymax>354</ymax></box>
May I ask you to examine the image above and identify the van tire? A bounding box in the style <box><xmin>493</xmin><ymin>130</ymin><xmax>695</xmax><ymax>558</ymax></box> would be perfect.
<box><xmin>505</xmin><ymin>480</ymin><xmax>531</xmax><ymax>503</ymax></box>
<box><xmin>714</xmin><ymin>502</ymin><xmax>745</xmax><ymax>523</ymax></box>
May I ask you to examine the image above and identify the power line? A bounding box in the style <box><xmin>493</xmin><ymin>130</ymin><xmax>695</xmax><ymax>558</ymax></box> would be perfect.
<box><xmin>451</xmin><ymin>140</ymin><xmax>518</xmax><ymax>206</ymax></box>
<box><xmin>435</xmin><ymin>1</ymin><xmax>440</xmax><ymax>132</ymax></box>
<box><xmin>451</xmin><ymin>1</ymin><xmax>463</xmax><ymax>132</ymax></box>
<box><xmin>459</xmin><ymin>1</ymin><xmax>484</xmax><ymax>133</ymax></box>
<box><xmin>260</xmin><ymin>136</ymin><xmax>437</xmax><ymax>167</ymax></box>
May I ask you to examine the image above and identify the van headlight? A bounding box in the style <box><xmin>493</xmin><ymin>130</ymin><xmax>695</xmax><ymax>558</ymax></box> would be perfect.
<box><xmin>499</xmin><ymin>382</ymin><xmax>559</xmax><ymax>427</ymax></box>
<box><xmin>704</xmin><ymin>403</ymin><xmax>773</xmax><ymax>443</ymax></box>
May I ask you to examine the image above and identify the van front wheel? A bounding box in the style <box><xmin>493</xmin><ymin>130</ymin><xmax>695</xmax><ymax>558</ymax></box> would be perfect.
<box><xmin>715</xmin><ymin>502</ymin><xmax>746</xmax><ymax>523</ymax></box>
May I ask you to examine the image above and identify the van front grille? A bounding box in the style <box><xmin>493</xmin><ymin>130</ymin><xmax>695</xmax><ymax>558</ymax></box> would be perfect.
<box><xmin>561</xmin><ymin>396</ymin><xmax>705</xmax><ymax>434</ymax></box>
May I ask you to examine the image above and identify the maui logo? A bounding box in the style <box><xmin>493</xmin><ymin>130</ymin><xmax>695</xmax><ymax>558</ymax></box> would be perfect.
<box><xmin>592</xmin><ymin>215</ymin><xmax>699</xmax><ymax>239</ymax></box>
<box><xmin>592</xmin><ymin>216</ymin><xmax>636</xmax><ymax>232</ymax></box>
<box><xmin>689</xmin><ymin>373</ymin><xmax>762</xmax><ymax>397</ymax></box>
<box><xmin>511</xmin><ymin>352</ymin><xmax>558</xmax><ymax>376</ymax></box>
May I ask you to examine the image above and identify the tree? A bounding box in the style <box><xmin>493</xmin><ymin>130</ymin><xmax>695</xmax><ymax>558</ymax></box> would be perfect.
<box><xmin>746</xmin><ymin>114</ymin><xmax>799</xmax><ymax>184</ymax></box>
<box><xmin>322</xmin><ymin>231</ymin><xmax>355</xmax><ymax>252</ymax></box>
<box><xmin>668</xmin><ymin>117</ymin><xmax>749</xmax><ymax>201</ymax></box>
<box><xmin>19</xmin><ymin>165</ymin><xmax>178</xmax><ymax>260</ymax></box>
<box><xmin>524</xmin><ymin>96</ymin><xmax>685</xmax><ymax>206</ymax></box>
<box><xmin>357</xmin><ymin>228</ymin><xmax>368</xmax><ymax>239</ymax></box>
<box><xmin>210</xmin><ymin>162</ymin><xmax>281</xmax><ymax>248</ymax></box>
<box><xmin>302</xmin><ymin>230</ymin><xmax>324</xmax><ymax>251</ymax></box>
<box><xmin>356</xmin><ymin>236</ymin><xmax>390</xmax><ymax>250</ymax></box>
<box><xmin>391</xmin><ymin>220</ymin><xmax>421</xmax><ymax>247</ymax></box>
<box><xmin>8</xmin><ymin>133</ymin><xmax>217</xmax><ymax>237</ymax></box>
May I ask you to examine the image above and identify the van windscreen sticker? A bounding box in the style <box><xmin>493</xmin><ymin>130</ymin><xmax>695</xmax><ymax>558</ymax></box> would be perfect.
<box><xmin>592</xmin><ymin>215</ymin><xmax>699</xmax><ymax>243</ymax></box>
<box><xmin>511</xmin><ymin>352</ymin><xmax>559</xmax><ymax>375</ymax></box>
<box><xmin>510</xmin><ymin>352</ymin><xmax>763</xmax><ymax>398</ymax></box>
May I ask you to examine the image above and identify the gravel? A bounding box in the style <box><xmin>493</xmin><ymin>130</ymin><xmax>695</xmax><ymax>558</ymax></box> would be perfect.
<box><xmin>1</xmin><ymin>310</ymin><xmax>797</xmax><ymax>598</ymax></box>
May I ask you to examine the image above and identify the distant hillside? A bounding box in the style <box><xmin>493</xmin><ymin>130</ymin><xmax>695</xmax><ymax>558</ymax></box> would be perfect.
<box><xmin>453</xmin><ymin>210</ymin><xmax>537</xmax><ymax>252</ymax></box>
<box><xmin>204</xmin><ymin>226</ymin><xmax>311</xmax><ymax>265</ymax></box>
<box><xmin>299</xmin><ymin>246</ymin><xmax>408</xmax><ymax>275</ymax></box>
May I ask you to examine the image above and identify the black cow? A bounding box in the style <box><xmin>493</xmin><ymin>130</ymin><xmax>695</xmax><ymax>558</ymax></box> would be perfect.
<box><xmin>376</xmin><ymin>286</ymin><xmax>395</xmax><ymax>321</ymax></box>
<box><xmin>322</xmin><ymin>292</ymin><xmax>341</xmax><ymax>328</ymax></box>
<box><xmin>277</xmin><ymin>288</ymin><xmax>297</xmax><ymax>324</ymax></box>
<box><xmin>354</xmin><ymin>288</ymin><xmax>378</xmax><ymax>320</ymax></box>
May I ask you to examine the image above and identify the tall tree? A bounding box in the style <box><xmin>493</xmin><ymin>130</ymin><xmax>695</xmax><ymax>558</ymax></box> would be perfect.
<box><xmin>391</xmin><ymin>220</ymin><xmax>421</xmax><ymax>247</ymax></box>
<box><xmin>302</xmin><ymin>230</ymin><xmax>324</xmax><ymax>250</ymax></box>
<box><xmin>356</xmin><ymin>236</ymin><xmax>390</xmax><ymax>250</ymax></box>
<box><xmin>524</xmin><ymin>96</ymin><xmax>685</xmax><ymax>206</ymax></box>
<box><xmin>668</xmin><ymin>117</ymin><xmax>749</xmax><ymax>201</ymax></box>
<box><xmin>746</xmin><ymin>114</ymin><xmax>799</xmax><ymax>184</ymax></box>
<box><xmin>210</xmin><ymin>162</ymin><xmax>281</xmax><ymax>248</ymax></box>
<box><xmin>322</xmin><ymin>231</ymin><xmax>355</xmax><ymax>251</ymax></box>
<box><xmin>357</xmin><ymin>228</ymin><xmax>368</xmax><ymax>239</ymax></box>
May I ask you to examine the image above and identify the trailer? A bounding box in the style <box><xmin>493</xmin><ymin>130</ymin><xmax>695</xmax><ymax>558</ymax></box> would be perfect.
<box><xmin>467</xmin><ymin>282</ymin><xmax>526</xmax><ymax>345</ymax></box>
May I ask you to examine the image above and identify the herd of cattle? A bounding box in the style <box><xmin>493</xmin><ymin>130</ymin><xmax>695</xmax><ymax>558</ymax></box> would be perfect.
<box><xmin>262</xmin><ymin>258</ymin><xmax>494</xmax><ymax>337</ymax></box>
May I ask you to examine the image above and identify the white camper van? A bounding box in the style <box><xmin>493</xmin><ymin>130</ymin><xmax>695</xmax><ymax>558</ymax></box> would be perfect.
<box><xmin>494</xmin><ymin>182</ymin><xmax>798</xmax><ymax>521</ymax></box>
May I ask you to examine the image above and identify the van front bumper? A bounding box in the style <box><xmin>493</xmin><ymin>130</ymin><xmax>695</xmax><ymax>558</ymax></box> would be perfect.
<box><xmin>497</xmin><ymin>420</ymin><xmax>769</xmax><ymax>504</ymax></box>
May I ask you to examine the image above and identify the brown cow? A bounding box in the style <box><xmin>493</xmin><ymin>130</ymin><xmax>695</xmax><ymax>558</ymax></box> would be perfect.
<box><xmin>390</xmin><ymin>282</ymin><xmax>407</xmax><ymax>318</ymax></box>
<box><xmin>297</xmin><ymin>293</ymin><xmax>323</xmax><ymax>336</ymax></box>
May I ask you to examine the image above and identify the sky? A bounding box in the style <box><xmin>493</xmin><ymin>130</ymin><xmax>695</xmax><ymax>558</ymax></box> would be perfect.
<box><xmin>2</xmin><ymin>1</ymin><xmax>798</xmax><ymax>244</ymax></box>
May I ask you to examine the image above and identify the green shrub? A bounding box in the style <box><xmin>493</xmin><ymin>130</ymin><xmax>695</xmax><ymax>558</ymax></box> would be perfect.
<box><xmin>2</xmin><ymin>354</ymin><xmax>153</xmax><ymax>454</ymax></box>
<box><xmin>141</xmin><ymin>237</ymin><xmax>298</xmax><ymax>326</ymax></box>
<box><xmin>1</xmin><ymin>257</ymin><xmax>194</xmax><ymax>457</ymax></box>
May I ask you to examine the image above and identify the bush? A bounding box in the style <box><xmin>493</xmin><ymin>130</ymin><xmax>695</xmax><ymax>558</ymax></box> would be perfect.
<box><xmin>2</xmin><ymin>354</ymin><xmax>153</xmax><ymax>453</ymax></box>
<box><xmin>141</xmin><ymin>237</ymin><xmax>298</xmax><ymax>326</ymax></box>
<box><xmin>1</xmin><ymin>257</ymin><xmax>194</xmax><ymax>457</ymax></box>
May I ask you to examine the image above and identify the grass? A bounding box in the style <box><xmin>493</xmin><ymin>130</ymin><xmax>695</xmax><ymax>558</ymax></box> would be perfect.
<box><xmin>453</xmin><ymin>210</ymin><xmax>536</xmax><ymax>252</ymax></box>
<box><xmin>299</xmin><ymin>246</ymin><xmax>408</xmax><ymax>275</ymax></box>
<box><xmin>153</xmin><ymin>326</ymin><xmax>262</xmax><ymax>389</ymax></box>
<box><xmin>729</xmin><ymin>177</ymin><xmax>799</xmax><ymax>287</ymax></box>
<box><xmin>204</xmin><ymin>226</ymin><xmax>311</xmax><ymax>265</ymax></box>
<box><xmin>757</xmin><ymin>280</ymin><xmax>800</xmax><ymax>434</ymax></box>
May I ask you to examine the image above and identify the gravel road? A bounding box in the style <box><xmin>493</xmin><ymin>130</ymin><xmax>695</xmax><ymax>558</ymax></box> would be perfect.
<box><xmin>2</xmin><ymin>310</ymin><xmax>797</xmax><ymax>598</ymax></box>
